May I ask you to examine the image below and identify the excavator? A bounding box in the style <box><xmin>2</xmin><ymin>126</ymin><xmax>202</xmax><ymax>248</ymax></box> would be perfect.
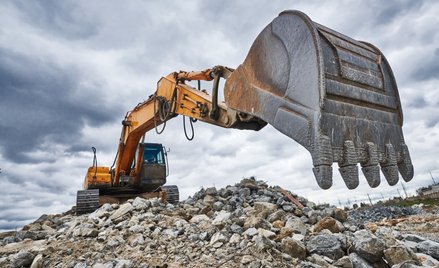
<box><xmin>77</xmin><ymin>10</ymin><xmax>414</xmax><ymax>214</ymax></box>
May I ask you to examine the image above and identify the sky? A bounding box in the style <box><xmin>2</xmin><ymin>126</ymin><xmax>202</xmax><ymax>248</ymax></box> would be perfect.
<box><xmin>1</xmin><ymin>0</ymin><xmax>439</xmax><ymax>231</ymax></box>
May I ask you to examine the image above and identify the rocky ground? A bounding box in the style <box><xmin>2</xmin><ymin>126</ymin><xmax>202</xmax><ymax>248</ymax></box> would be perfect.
<box><xmin>1</xmin><ymin>177</ymin><xmax>438</xmax><ymax>268</ymax></box>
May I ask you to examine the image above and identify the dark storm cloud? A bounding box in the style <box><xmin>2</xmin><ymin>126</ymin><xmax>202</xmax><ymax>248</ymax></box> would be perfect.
<box><xmin>0</xmin><ymin>210</ymin><xmax>35</xmax><ymax>222</ymax></box>
<box><xmin>10</xmin><ymin>0</ymin><xmax>98</xmax><ymax>40</ymax></box>
<box><xmin>411</xmin><ymin>48</ymin><xmax>439</xmax><ymax>81</ymax></box>
<box><xmin>196</xmin><ymin>1</ymin><xmax>286</xmax><ymax>48</ymax></box>
<box><xmin>1</xmin><ymin>171</ymin><xmax>66</xmax><ymax>195</ymax></box>
<box><xmin>0</xmin><ymin>221</ymin><xmax>27</xmax><ymax>231</ymax></box>
<box><xmin>0</xmin><ymin>48</ymin><xmax>118</xmax><ymax>163</ymax></box>
<box><xmin>375</xmin><ymin>1</ymin><xmax>423</xmax><ymax>25</ymax></box>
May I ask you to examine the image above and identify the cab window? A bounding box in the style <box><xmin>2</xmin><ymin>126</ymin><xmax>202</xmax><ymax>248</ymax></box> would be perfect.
<box><xmin>143</xmin><ymin>147</ymin><xmax>163</xmax><ymax>164</ymax></box>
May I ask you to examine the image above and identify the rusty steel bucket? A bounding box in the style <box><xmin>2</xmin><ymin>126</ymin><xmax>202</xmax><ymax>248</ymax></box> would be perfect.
<box><xmin>225</xmin><ymin>10</ymin><xmax>413</xmax><ymax>189</ymax></box>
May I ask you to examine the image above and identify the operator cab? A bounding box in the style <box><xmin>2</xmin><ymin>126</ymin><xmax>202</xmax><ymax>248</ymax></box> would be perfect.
<box><xmin>140</xmin><ymin>143</ymin><xmax>168</xmax><ymax>191</ymax></box>
<box><xmin>143</xmin><ymin>143</ymin><xmax>165</xmax><ymax>164</ymax></box>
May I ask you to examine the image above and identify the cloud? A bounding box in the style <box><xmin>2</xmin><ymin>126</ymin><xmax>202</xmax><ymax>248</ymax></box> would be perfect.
<box><xmin>11</xmin><ymin>0</ymin><xmax>98</xmax><ymax>40</ymax></box>
<box><xmin>375</xmin><ymin>1</ymin><xmax>423</xmax><ymax>25</ymax></box>
<box><xmin>411</xmin><ymin>49</ymin><xmax>439</xmax><ymax>81</ymax></box>
<box><xmin>1</xmin><ymin>0</ymin><xmax>439</xmax><ymax>231</ymax></box>
<box><xmin>0</xmin><ymin>48</ymin><xmax>117</xmax><ymax>163</ymax></box>
<box><xmin>406</xmin><ymin>96</ymin><xmax>427</xmax><ymax>108</ymax></box>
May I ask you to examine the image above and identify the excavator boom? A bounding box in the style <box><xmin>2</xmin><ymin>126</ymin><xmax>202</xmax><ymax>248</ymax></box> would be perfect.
<box><xmin>113</xmin><ymin>71</ymin><xmax>264</xmax><ymax>186</ymax></box>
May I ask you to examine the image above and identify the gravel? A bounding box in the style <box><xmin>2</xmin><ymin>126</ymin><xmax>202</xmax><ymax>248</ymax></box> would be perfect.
<box><xmin>1</xmin><ymin>177</ymin><xmax>438</xmax><ymax>267</ymax></box>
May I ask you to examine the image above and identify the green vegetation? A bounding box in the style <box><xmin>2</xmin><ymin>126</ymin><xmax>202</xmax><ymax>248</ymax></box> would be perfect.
<box><xmin>383</xmin><ymin>197</ymin><xmax>439</xmax><ymax>209</ymax></box>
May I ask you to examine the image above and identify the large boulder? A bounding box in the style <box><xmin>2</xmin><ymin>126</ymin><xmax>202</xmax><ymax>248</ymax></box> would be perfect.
<box><xmin>348</xmin><ymin>253</ymin><xmax>373</xmax><ymax>268</ymax></box>
<box><xmin>285</xmin><ymin>217</ymin><xmax>308</xmax><ymax>235</ymax></box>
<box><xmin>240</xmin><ymin>178</ymin><xmax>259</xmax><ymax>190</ymax></box>
<box><xmin>352</xmin><ymin>230</ymin><xmax>386</xmax><ymax>263</ymax></box>
<box><xmin>416</xmin><ymin>253</ymin><xmax>439</xmax><ymax>267</ymax></box>
<box><xmin>212</xmin><ymin>211</ymin><xmax>231</xmax><ymax>228</ymax></box>
<box><xmin>313</xmin><ymin>216</ymin><xmax>342</xmax><ymax>233</ymax></box>
<box><xmin>11</xmin><ymin>251</ymin><xmax>35</xmax><ymax>268</ymax></box>
<box><xmin>281</xmin><ymin>237</ymin><xmax>306</xmax><ymax>260</ymax></box>
<box><xmin>383</xmin><ymin>246</ymin><xmax>419</xmax><ymax>267</ymax></box>
<box><xmin>109</xmin><ymin>203</ymin><xmax>133</xmax><ymax>221</ymax></box>
<box><xmin>244</xmin><ymin>216</ymin><xmax>270</xmax><ymax>229</ymax></box>
<box><xmin>416</xmin><ymin>240</ymin><xmax>439</xmax><ymax>259</ymax></box>
<box><xmin>333</xmin><ymin>256</ymin><xmax>353</xmax><ymax>268</ymax></box>
<box><xmin>254</xmin><ymin>202</ymin><xmax>277</xmax><ymax>214</ymax></box>
<box><xmin>306</xmin><ymin>234</ymin><xmax>344</xmax><ymax>260</ymax></box>
<box><xmin>332</xmin><ymin>208</ymin><xmax>348</xmax><ymax>222</ymax></box>
<box><xmin>210</xmin><ymin>232</ymin><xmax>227</xmax><ymax>245</ymax></box>
<box><xmin>189</xmin><ymin>214</ymin><xmax>210</xmax><ymax>224</ymax></box>
<box><xmin>132</xmin><ymin>197</ymin><xmax>150</xmax><ymax>210</ymax></box>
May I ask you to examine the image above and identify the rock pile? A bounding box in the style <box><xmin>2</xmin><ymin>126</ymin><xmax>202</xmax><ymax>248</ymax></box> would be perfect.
<box><xmin>1</xmin><ymin>177</ymin><xmax>439</xmax><ymax>267</ymax></box>
<box><xmin>348</xmin><ymin>205</ymin><xmax>423</xmax><ymax>228</ymax></box>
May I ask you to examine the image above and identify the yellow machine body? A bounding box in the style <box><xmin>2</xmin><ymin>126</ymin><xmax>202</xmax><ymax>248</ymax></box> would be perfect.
<box><xmin>83</xmin><ymin>166</ymin><xmax>111</xmax><ymax>189</ymax></box>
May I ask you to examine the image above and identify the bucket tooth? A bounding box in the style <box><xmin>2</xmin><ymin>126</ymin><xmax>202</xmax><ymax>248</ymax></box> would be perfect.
<box><xmin>361</xmin><ymin>142</ymin><xmax>380</xmax><ymax>187</ymax></box>
<box><xmin>398</xmin><ymin>143</ymin><xmax>414</xmax><ymax>182</ymax></box>
<box><xmin>312</xmin><ymin>135</ymin><xmax>333</xmax><ymax>189</ymax></box>
<box><xmin>339</xmin><ymin>140</ymin><xmax>358</xmax><ymax>165</ymax></box>
<box><xmin>338</xmin><ymin>140</ymin><xmax>359</xmax><ymax>189</ymax></box>
<box><xmin>381</xmin><ymin>144</ymin><xmax>399</xmax><ymax>186</ymax></box>
<box><xmin>312</xmin><ymin>135</ymin><xmax>333</xmax><ymax>166</ymax></box>
<box><xmin>313</xmin><ymin>165</ymin><xmax>333</xmax><ymax>189</ymax></box>
<box><xmin>339</xmin><ymin>165</ymin><xmax>359</xmax><ymax>189</ymax></box>
<box><xmin>381</xmin><ymin>165</ymin><xmax>399</xmax><ymax>186</ymax></box>
<box><xmin>361</xmin><ymin>166</ymin><xmax>381</xmax><ymax>188</ymax></box>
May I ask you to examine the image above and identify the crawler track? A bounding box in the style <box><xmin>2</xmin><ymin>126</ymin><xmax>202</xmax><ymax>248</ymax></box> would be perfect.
<box><xmin>76</xmin><ymin>189</ymin><xmax>100</xmax><ymax>215</ymax></box>
<box><xmin>160</xmin><ymin>185</ymin><xmax>179</xmax><ymax>204</ymax></box>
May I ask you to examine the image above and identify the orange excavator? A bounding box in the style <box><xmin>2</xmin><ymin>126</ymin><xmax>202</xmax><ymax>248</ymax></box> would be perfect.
<box><xmin>77</xmin><ymin>10</ymin><xmax>414</xmax><ymax>214</ymax></box>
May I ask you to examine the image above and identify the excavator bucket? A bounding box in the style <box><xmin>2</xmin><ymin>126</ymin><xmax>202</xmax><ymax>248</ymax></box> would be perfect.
<box><xmin>225</xmin><ymin>10</ymin><xmax>413</xmax><ymax>189</ymax></box>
